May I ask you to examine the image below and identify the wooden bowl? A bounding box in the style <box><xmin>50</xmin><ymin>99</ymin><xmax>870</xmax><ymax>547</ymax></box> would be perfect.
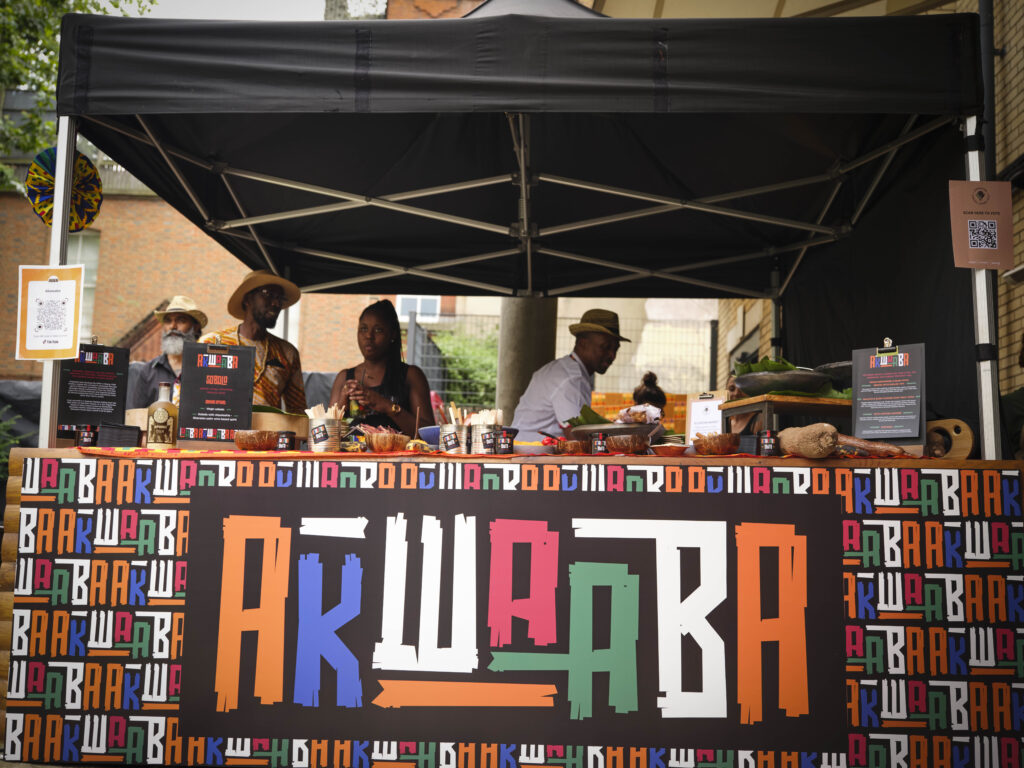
<box><xmin>553</xmin><ymin>439</ymin><xmax>589</xmax><ymax>455</ymax></box>
<box><xmin>693</xmin><ymin>433</ymin><xmax>740</xmax><ymax>455</ymax></box>
<box><xmin>365</xmin><ymin>433</ymin><xmax>411</xmax><ymax>453</ymax></box>
<box><xmin>605</xmin><ymin>433</ymin><xmax>650</xmax><ymax>454</ymax></box>
<box><xmin>234</xmin><ymin>429</ymin><xmax>280</xmax><ymax>451</ymax></box>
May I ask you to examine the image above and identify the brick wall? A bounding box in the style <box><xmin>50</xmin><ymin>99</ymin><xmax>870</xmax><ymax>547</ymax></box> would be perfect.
<box><xmin>716</xmin><ymin>298</ymin><xmax>773</xmax><ymax>385</ymax></box>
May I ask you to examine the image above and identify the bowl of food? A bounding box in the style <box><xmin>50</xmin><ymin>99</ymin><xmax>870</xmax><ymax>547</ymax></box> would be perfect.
<box><xmin>692</xmin><ymin>432</ymin><xmax>740</xmax><ymax>455</ymax></box>
<box><xmin>234</xmin><ymin>429</ymin><xmax>280</xmax><ymax>451</ymax></box>
<box><xmin>605</xmin><ymin>432</ymin><xmax>651</xmax><ymax>454</ymax></box>
<box><xmin>553</xmin><ymin>439</ymin><xmax>589</xmax><ymax>455</ymax></box>
<box><xmin>365</xmin><ymin>432</ymin><xmax>411</xmax><ymax>453</ymax></box>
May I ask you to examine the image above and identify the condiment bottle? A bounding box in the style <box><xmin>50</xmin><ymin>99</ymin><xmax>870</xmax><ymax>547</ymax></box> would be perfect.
<box><xmin>758</xmin><ymin>429</ymin><xmax>780</xmax><ymax>456</ymax></box>
<box><xmin>591</xmin><ymin>432</ymin><xmax>608</xmax><ymax>454</ymax></box>
<box><xmin>147</xmin><ymin>382</ymin><xmax>178</xmax><ymax>449</ymax></box>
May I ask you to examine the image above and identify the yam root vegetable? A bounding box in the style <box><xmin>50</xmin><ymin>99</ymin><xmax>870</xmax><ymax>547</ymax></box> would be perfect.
<box><xmin>836</xmin><ymin>433</ymin><xmax>908</xmax><ymax>457</ymax></box>
<box><xmin>778</xmin><ymin>423</ymin><xmax>838</xmax><ymax>459</ymax></box>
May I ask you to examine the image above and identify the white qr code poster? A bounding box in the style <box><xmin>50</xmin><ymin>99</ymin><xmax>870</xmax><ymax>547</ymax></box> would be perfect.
<box><xmin>16</xmin><ymin>264</ymin><xmax>84</xmax><ymax>360</ymax></box>
<box><xmin>948</xmin><ymin>180</ymin><xmax>1013</xmax><ymax>269</ymax></box>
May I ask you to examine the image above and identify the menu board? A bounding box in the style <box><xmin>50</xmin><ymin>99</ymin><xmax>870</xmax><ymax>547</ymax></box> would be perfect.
<box><xmin>56</xmin><ymin>344</ymin><xmax>129</xmax><ymax>430</ymax></box>
<box><xmin>178</xmin><ymin>342</ymin><xmax>254</xmax><ymax>441</ymax></box>
<box><xmin>852</xmin><ymin>343</ymin><xmax>925</xmax><ymax>440</ymax></box>
<box><xmin>685</xmin><ymin>389</ymin><xmax>727</xmax><ymax>442</ymax></box>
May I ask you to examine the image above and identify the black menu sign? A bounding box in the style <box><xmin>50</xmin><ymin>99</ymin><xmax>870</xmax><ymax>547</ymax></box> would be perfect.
<box><xmin>56</xmin><ymin>344</ymin><xmax>129</xmax><ymax>432</ymax></box>
<box><xmin>852</xmin><ymin>343</ymin><xmax>925</xmax><ymax>439</ymax></box>
<box><xmin>178</xmin><ymin>342</ymin><xmax>254</xmax><ymax>441</ymax></box>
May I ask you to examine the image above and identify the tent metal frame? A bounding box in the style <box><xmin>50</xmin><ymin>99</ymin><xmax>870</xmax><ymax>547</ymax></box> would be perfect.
<box><xmin>42</xmin><ymin>109</ymin><xmax>1001</xmax><ymax>457</ymax></box>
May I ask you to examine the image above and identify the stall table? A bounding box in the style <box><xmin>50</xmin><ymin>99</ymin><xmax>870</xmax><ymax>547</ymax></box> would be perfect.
<box><xmin>719</xmin><ymin>393</ymin><xmax>852</xmax><ymax>430</ymax></box>
<box><xmin>0</xmin><ymin>447</ymin><xmax>1020</xmax><ymax>768</ymax></box>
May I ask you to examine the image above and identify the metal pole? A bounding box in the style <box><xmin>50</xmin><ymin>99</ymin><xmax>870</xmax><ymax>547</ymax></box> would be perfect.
<box><xmin>964</xmin><ymin>115</ymin><xmax>1002</xmax><ymax>459</ymax></box>
<box><xmin>38</xmin><ymin>116</ymin><xmax>78</xmax><ymax>448</ymax></box>
<box><xmin>408</xmin><ymin>310</ymin><xmax>420</xmax><ymax>367</ymax></box>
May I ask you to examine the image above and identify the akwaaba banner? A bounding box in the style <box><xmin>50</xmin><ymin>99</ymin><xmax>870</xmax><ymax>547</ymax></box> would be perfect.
<box><xmin>4</xmin><ymin>457</ymin><xmax>1023</xmax><ymax>768</ymax></box>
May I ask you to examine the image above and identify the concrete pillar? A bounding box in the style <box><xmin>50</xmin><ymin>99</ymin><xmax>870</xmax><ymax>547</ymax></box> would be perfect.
<box><xmin>496</xmin><ymin>296</ymin><xmax>558</xmax><ymax>419</ymax></box>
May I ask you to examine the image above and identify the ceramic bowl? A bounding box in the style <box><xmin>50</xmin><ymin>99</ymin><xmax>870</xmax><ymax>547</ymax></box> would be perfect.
<box><xmin>651</xmin><ymin>443</ymin><xmax>688</xmax><ymax>457</ymax></box>
<box><xmin>418</xmin><ymin>425</ymin><xmax>441</xmax><ymax>445</ymax></box>
<box><xmin>234</xmin><ymin>429</ymin><xmax>280</xmax><ymax>451</ymax></box>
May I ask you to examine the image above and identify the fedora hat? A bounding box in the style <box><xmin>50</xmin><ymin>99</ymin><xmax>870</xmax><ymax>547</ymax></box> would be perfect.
<box><xmin>568</xmin><ymin>308</ymin><xmax>630</xmax><ymax>342</ymax></box>
<box><xmin>154</xmin><ymin>295</ymin><xmax>208</xmax><ymax>330</ymax></box>
<box><xmin>227</xmin><ymin>270</ymin><xmax>301</xmax><ymax>319</ymax></box>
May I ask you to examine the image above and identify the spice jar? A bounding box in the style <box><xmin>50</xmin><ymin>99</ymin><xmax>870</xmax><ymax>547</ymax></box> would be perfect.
<box><xmin>758</xmin><ymin>429</ymin><xmax>780</xmax><ymax>456</ymax></box>
<box><xmin>276</xmin><ymin>431</ymin><xmax>296</xmax><ymax>451</ymax></box>
<box><xmin>591</xmin><ymin>432</ymin><xmax>608</xmax><ymax>454</ymax></box>
<box><xmin>75</xmin><ymin>425</ymin><xmax>99</xmax><ymax>447</ymax></box>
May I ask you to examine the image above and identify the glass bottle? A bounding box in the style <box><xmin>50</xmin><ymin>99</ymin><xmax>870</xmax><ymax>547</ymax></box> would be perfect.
<box><xmin>147</xmin><ymin>382</ymin><xmax>178</xmax><ymax>449</ymax></box>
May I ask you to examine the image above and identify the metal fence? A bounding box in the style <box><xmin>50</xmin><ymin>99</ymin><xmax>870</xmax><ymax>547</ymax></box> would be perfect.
<box><xmin>408</xmin><ymin>312</ymin><xmax>714</xmax><ymax>413</ymax></box>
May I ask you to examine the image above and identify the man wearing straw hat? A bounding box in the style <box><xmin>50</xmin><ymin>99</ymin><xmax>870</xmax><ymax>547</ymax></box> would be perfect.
<box><xmin>127</xmin><ymin>295</ymin><xmax>208</xmax><ymax>409</ymax></box>
<box><xmin>200</xmin><ymin>270</ymin><xmax>306</xmax><ymax>412</ymax></box>
<box><xmin>511</xmin><ymin>308</ymin><xmax>630</xmax><ymax>446</ymax></box>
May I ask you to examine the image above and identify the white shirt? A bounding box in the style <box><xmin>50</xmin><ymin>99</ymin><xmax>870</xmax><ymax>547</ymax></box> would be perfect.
<box><xmin>512</xmin><ymin>352</ymin><xmax>592</xmax><ymax>444</ymax></box>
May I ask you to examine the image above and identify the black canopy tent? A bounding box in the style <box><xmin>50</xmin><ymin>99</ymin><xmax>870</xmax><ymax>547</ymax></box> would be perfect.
<box><xmin>45</xmin><ymin>0</ymin><xmax>996</xmax><ymax>451</ymax></box>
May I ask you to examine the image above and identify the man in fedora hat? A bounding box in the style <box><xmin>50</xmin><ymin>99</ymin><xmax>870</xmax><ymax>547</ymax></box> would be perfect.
<box><xmin>512</xmin><ymin>308</ymin><xmax>630</xmax><ymax>445</ymax></box>
<box><xmin>127</xmin><ymin>296</ymin><xmax>209</xmax><ymax>409</ymax></box>
<box><xmin>199</xmin><ymin>270</ymin><xmax>306</xmax><ymax>412</ymax></box>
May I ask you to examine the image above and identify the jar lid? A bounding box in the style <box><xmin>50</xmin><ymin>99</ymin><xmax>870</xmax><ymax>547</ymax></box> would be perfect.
<box><xmin>758</xmin><ymin>429</ymin><xmax>776</xmax><ymax>438</ymax></box>
<box><xmin>77</xmin><ymin>424</ymin><xmax>99</xmax><ymax>431</ymax></box>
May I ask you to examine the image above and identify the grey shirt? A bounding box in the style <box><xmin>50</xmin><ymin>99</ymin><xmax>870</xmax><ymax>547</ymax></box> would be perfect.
<box><xmin>126</xmin><ymin>354</ymin><xmax>177</xmax><ymax>410</ymax></box>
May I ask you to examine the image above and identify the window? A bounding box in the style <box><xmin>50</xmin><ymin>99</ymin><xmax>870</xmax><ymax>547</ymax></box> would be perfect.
<box><xmin>65</xmin><ymin>231</ymin><xmax>100</xmax><ymax>343</ymax></box>
<box><xmin>396</xmin><ymin>294</ymin><xmax>440</xmax><ymax>323</ymax></box>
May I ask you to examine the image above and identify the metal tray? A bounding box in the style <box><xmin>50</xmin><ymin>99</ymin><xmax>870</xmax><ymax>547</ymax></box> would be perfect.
<box><xmin>570</xmin><ymin>422</ymin><xmax>660</xmax><ymax>440</ymax></box>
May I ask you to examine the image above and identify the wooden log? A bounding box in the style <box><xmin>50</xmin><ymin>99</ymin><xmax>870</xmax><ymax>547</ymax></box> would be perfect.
<box><xmin>4</xmin><ymin>480</ymin><xmax>19</xmax><ymax>507</ymax></box>
<box><xmin>1</xmin><ymin>533</ymin><xmax>17</xmax><ymax>565</ymax></box>
<box><xmin>0</xmin><ymin>592</ymin><xmax>11</xmax><ymax>622</ymax></box>
<box><xmin>4</xmin><ymin>503</ymin><xmax>19</xmax><ymax>534</ymax></box>
<box><xmin>0</xmin><ymin>620</ymin><xmax>12</xmax><ymax>651</ymax></box>
<box><xmin>0</xmin><ymin>562</ymin><xmax>13</xmax><ymax>592</ymax></box>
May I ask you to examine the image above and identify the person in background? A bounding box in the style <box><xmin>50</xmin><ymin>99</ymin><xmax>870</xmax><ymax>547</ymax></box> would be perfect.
<box><xmin>632</xmin><ymin>371</ymin><xmax>667</xmax><ymax>416</ymax></box>
<box><xmin>512</xmin><ymin>308</ymin><xmax>630</xmax><ymax>444</ymax></box>
<box><xmin>726</xmin><ymin>373</ymin><xmax>763</xmax><ymax>435</ymax></box>
<box><xmin>329</xmin><ymin>299</ymin><xmax>434</xmax><ymax>436</ymax></box>
<box><xmin>126</xmin><ymin>296</ymin><xmax>207</xmax><ymax>409</ymax></box>
<box><xmin>199</xmin><ymin>270</ymin><xmax>306</xmax><ymax>411</ymax></box>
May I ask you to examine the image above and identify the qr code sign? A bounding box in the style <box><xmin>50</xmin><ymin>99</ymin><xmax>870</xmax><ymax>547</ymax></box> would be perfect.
<box><xmin>968</xmin><ymin>219</ymin><xmax>998</xmax><ymax>249</ymax></box>
<box><xmin>34</xmin><ymin>297</ymin><xmax>70</xmax><ymax>332</ymax></box>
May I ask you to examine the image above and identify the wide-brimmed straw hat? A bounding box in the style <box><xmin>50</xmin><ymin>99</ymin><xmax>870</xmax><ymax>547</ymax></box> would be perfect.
<box><xmin>568</xmin><ymin>308</ymin><xmax>631</xmax><ymax>342</ymax></box>
<box><xmin>227</xmin><ymin>270</ymin><xmax>301</xmax><ymax>319</ymax></box>
<box><xmin>154</xmin><ymin>295</ymin><xmax>208</xmax><ymax>330</ymax></box>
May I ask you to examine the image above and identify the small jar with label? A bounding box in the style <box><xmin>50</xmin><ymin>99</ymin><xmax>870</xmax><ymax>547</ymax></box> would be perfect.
<box><xmin>758</xmin><ymin>429</ymin><xmax>780</xmax><ymax>457</ymax></box>
<box><xmin>276</xmin><ymin>431</ymin><xmax>296</xmax><ymax>450</ymax></box>
<box><xmin>591</xmin><ymin>432</ymin><xmax>608</xmax><ymax>454</ymax></box>
<box><xmin>75</xmin><ymin>425</ymin><xmax>99</xmax><ymax>447</ymax></box>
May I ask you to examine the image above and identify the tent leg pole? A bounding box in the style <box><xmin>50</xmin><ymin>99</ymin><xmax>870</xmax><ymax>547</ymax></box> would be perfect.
<box><xmin>964</xmin><ymin>115</ymin><xmax>1002</xmax><ymax>459</ymax></box>
<box><xmin>38</xmin><ymin>116</ymin><xmax>78</xmax><ymax>449</ymax></box>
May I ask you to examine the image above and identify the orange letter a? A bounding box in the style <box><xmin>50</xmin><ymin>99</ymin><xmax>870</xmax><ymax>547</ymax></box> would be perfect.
<box><xmin>735</xmin><ymin>522</ymin><xmax>809</xmax><ymax>724</ymax></box>
<box><xmin>214</xmin><ymin>515</ymin><xmax>291</xmax><ymax>711</ymax></box>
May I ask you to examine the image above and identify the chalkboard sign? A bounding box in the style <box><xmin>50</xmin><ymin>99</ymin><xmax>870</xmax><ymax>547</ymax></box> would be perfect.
<box><xmin>56</xmin><ymin>343</ymin><xmax>129</xmax><ymax>433</ymax></box>
<box><xmin>852</xmin><ymin>342</ymin><xmax>925</xmax><ymax>440</ymax></box>
<box><xmin>178</xmin><ymin>341</ymin><xmax>255</xmax><ymax>440</ymax></box>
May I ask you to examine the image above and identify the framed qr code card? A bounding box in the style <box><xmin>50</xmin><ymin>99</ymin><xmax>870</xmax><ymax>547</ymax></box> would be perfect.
<box><xmin>948</xmin><ymin>179</ymin><xmax>1013</xmax><ymax>269</ymax></box>
<box><xmin>15</xmin><ymin>264</ymin><xmax>85</xmax><ymax>360</ymax></box>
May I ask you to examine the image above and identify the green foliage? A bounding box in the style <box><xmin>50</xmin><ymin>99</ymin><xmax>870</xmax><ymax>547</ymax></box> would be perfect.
<box><xmin>431</xmin><ymin>327</ymin><xmax>498</xmax><ymax>410</ymax></box>
<box><xmin>1</xmin><ymin>0</ymin><xmax>152</xmax><ymax>190</ymax></box>
<box><xmin>0</xmin><ymin>405</ymin><xmax>25</xmax><ymax>487</ymax></box>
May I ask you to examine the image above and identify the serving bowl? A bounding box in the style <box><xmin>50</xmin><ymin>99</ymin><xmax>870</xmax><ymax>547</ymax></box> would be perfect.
<box><xmin>732</xmin><ymin>370</ymin><xmax>830</xmax><ymax>397</ymax></box>
<box><xmin>234</xmin><ymin>429</ymin><xmax>280</xmax><ymax>451</ymax></box>
<box><xmin>605</xmin><ymin>432</ymin><xmax>650</xmax><ymax>454</ymax></box>
<box><xmin>553</xmin><ymin>439</ymin><xmax>589</xmax><ymax>455</ymax></box>
<box><xmin>693</xmin><ymin>432</ymin><xmax>740</xmax><ymax>455</ymax></box>
<box><xmin>651</xmin><ymin>443</ymin><xmax>688</xmax><ymax>457</ymax></box>
<box><xmin>365</xmin><ymin>433</ymin><xmax>411</xmax><ymax>453</ymax></box>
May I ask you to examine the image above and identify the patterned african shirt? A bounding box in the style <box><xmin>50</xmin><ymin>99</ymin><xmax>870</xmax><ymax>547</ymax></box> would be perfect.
<box><xmin>198</xmin><ymin>325</ymin><xmax>306</xmax><ymax>412</ymax></box>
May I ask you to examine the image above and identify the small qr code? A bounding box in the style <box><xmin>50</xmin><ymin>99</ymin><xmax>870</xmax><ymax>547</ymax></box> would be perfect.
<box><xmin>968</xmin><ymin>219</ymin><xmax>998</xmax><ymax>249</ymax></box>
<box><xmin>34</xmin><ymin>297</ymin><xmax>69</xmax><ymax>332</ymax></box>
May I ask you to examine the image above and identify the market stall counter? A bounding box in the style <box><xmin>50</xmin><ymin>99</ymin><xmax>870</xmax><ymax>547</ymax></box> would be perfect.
<box><xmin>1</xmin><ymin>447</ymin><xmax>1021</xmax><ymax>768</ymax></box>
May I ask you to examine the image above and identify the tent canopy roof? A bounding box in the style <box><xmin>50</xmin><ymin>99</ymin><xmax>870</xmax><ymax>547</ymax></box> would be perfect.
<box><xmin>54</xmin><ymin>6</ymin><xmax>982</xmax><ymax>301</ymax></box>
